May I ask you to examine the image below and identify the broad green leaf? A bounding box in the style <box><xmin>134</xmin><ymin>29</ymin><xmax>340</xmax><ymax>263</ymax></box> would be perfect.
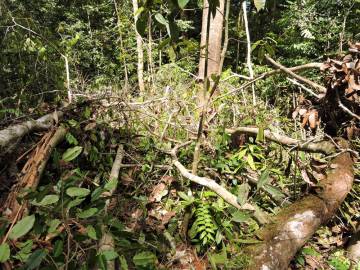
<box><xmin>178</xmin><ymin>0</ymin><xmax>190</xmax><ymax>9</ymax></box>
<box><xmin>154</xmin><ymin>13</ymin><xmax>168</xmax><ymax>26</ymax></box>
<box><xmin>104</xmin><ymin>178</ymin><xmax>118</xmax><ymax>192</ymax></box>
<box><xmin>136</xmin><ymin>12</ymin><xmax>148</xmax><ymax>36</ymax></box>
<box><xmin>53</xmin><ymin>240</ymin><xmax>63</xmax><ymax>257</ymax></box>
<box><xmin>66</xmin><ymin>187</ymin><xmax>90</xmax><ymax>197</ymax></box>
<box><xmin>66</xmin><ymin>133</ymin><xmax>78</xmax><ymax>145</ymax></box>
<box><xmin>134</xmin><ymin>6</ymin><xmax>144</xmax><ymax>17</ymax></box>
<box><xmin>13</xmin><ymin>240</ymin><xmax>33</xmax><ymax>262</ymax></box>
<box><xmin>9</xmin><ymin>215</ymin><xmax>35</xmax><ymax>240</ymax></box>
<box><xmin>236</xmin><ymin>149</ymin><xmax>247</xmax><ymax>159</ymax></box>
<box><xmin>119</xmin><ymin>255</ymin><xmax>129</xmax><ymax>270</ymax></box>
<box><xmin>247</xmin><ymin>154</ymin><xmax>256</xmax><ymax>170</ymax></box>
<box><xmin>133</xmin><ymin>251</ymin><xmax>157</xmax><ymax>268</ymax></box>
<box><xmin>47</xmin><ymin>219</ymin><xmax>61</xmax><ymax>233</ymax></box>
<box><xmin>257</xmin><ymin>169</ymin><xmax>270</xmax><ymax>190</ymax></box>
<box><xmin>237</xmin><ymin>183</ymin><xmax>250</xmax><ymax>206</ymax></box>
<box><xmin>24</xmin><ymin>249</ymin><xmax>47</xmax><ymax>270</ymax></box>
<box><xmin>91</xmin><ymin>187</ymin><xmax>105</xmax><ymax>202</ymax></box>
<box><xmin>77</xmin><ymin>208</ymin><xmax>98</xmax><ymax>219</ymax></box>
<box><xmin>263</xmin><ymin>185</ymin><xmax>285</xmax><ymax>201</ymax></box>
<box><xmin>0</xmin><ymin>243</ymin><xmax>10</xmax><ymax>263</ymax></box>
<box><xmin>87</xmin><ymin>225</ymin><xmax>98</xmax><ymax>240</ymax></box>
<box><xmin>32</xmin><ymin>194</ymin><xmax>59</xmax><ymax>206</ymax></box>
<box><xmin>256</xmin><ymin>126</ymin><xmax>265</xmax><ymax>142</ymax></box>
<box><xmin>67</xmin><ymin>198</ymin><xmax>85</xmax><ymax>209</ymax></box>
<box><xmin>100</xmin><ymin>249</ymin><xmax>118</xmax><ymax>261</ymax></box>
<box><xmin>254</xmin><ymin>0</ymin><xmax>266</xmax><ymax>11</ymax></box>
<box><xmin>231</xmin><ymin>211</ymin><xmax>251</xmax><ymax>223</ymax></box>
<box><xmin>62</xmin><ymin>146</ymin><xmax>83</xmax><ymax>162</ymax></box>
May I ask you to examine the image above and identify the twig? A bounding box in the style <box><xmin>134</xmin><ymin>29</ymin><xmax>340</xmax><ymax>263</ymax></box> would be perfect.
<box><xmin>287</xmin><ymin>78</ymin><xmax>321</xmax><ymax>99</ymax></box>
<box><xmin>265</xmin><ymin>55</ymin><xmax>327</xmax><ymax>93</ymax></box>
<box><xmin>336</xmin><ymin>89</ymin><xmax>360</xmax><ymax>121</ymax></box>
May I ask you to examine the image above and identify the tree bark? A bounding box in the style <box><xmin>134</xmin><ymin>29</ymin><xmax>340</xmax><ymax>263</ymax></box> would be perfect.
<box><xmin>0</xmin><ymin>111</ymin><xmax>63</xmax><ymax>156</ymax></box>
<box><xmin>243</xmin><ymin>139</ymin><xmax>354</xmax><ymax>270</ymax></box>
<box><xmin>132</xmin><ymin>0</ymin><xmax>145</xmax><ymax>93</ymax></box>
<box><xmin>198</xmin><ymin>0</ymin><xmax>225</xmax><ymax>80</ymax></box>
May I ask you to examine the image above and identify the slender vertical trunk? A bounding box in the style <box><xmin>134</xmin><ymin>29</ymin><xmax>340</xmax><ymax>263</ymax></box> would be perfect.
<box><xmin>113</xmin><ymin>0</ymin><xmax>129</xmax><ymax>91</ymax></box>
<box><xmin>148</xmin><ymin>13</ymin><xmax>154</xmax><ymax>89</ymax></box>
<box><xmin>198</xmin><ymin>0</ymin><xmax>225</xmax><ymax>80</ymax></box>
<box><xmin>219</xmin><ymin>0</ymin><xmax>230</xmax><ymax>73</ymax></box>
<box><xmin>242</xmin><ymin>1</ymin><xmax>255</xmax><ymax>105</ymax></box>
<box><xmin>132</xmin><ymin>0</ymin><xmax>145</xmax><ymax>93</ymax></box>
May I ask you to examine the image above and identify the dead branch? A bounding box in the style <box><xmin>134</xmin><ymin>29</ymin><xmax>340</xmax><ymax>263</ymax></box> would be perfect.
<box><xmin>244</xmin><ymin>139</ymin><xmax>354</xmax><ymax>270</ymax></box>
<box><xmin>2</xmin><ymin>126</ymin><xmax>67</xmax><ymax>223</ymax></box>
<box><xmin>265</xmin><ymin>55</ymin><xmax>327</xmax><ymax>93</ymax></box>
<box><xmin>0</xmin><ymin>111</ymin><xmax>63</xmax><ymax>156</ymax></box>
<box><xmin>97</xmin><ymin>145</ymin><xmax>124</xmax><ymax>270</ymax></box>
<box><xmin>214</xmin><ymin>62</ymin><xmax>323</xmax><ymax>102</ymax></box>
<box><xmin>226</xmin><ymin>127</ymin><xmax>336</xmax><ymax>155</ymax></box>
<box><xmin>170</xmin><ymin>142</ymin><xmax>268</xmax><ymax>224</ymax></box>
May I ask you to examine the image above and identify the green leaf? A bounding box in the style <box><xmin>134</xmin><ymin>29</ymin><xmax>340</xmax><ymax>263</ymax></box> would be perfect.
<box><xmin>91</xmin><ymin>187</ymin><xmax>105</xmax><ymax>202</ymax></box>
<box><xmin>133</xmin><ymin>251</ymin><xmax>157</xmax><ymax>268</ymax></box>
<box><xmin>134</xmin><ymin>6</ymin><xmax>144</xmax><ymax>17</ymax></box>
<box><xmin>254</xmin><ymin>0</ymin><xmax>266</xmax><ymax>11</ymax></box>
<box><xmin>154</xmin><ymin>13</ymin><xmax>168</xmax><ymax>26</ymax></box>
<box><xmin>77</xmin><ymin>208</ymin><xmax>98</xmax><ymax>219</ymax></box>
<box><xmin>263</xmin><ymin>185</ymin><xmax>285</xmax><ymax>201</ymax></box>
<box><xmin>178</xmin><ymin>0</ymin><xmax>190</xmax><ymax>9</ymax></box>
<box><xmin>53</xmin><ymin>240</ymin><xmax>63</xmax><ymax>257</ymax></box>
<box><xmin>67</xmin><ymin>198</ymin><xmax>85</xmax><ymax>209</ymax></box>
<box><xmin>87</xmin><ymin>225</ymin><xmax>98</xmax><ymax>240</ymax></box>
<box><xmin>246</xmin><ymin>154</ymin><xmax>256</xmax><ymax>170</ymax></box>
<box><xmin>66</xmin><ymin>187</ymin><xmax>90</xmax><ymax>197</ymax></box>
<box><xmin>9</xmin><ymin>215</ymin><xmax>35</xmax><ymax>240</ymax></box>
<box><xmin>32</xmin><ymin>194</ymin><xmax>59</xmax><ymax>206</ymax></box>
<box><xmin>231</xmin><ymin>211</ymin><xmax>251</xmax><ymax>223</ymax></box>
<box><xmin>24</xmin><ymin>249</ymin><xmax>47</xmax><ymax>270</ymax></box>
<box><xmin>13</xmin><ymin>240</ymin><xmax>33</xmax><ymax>262</ymax></box>
<box><xmin>66</xmin><ymin>133</ymin><xmax>78</xmax><ymax>145</ymax></box>
<box><xmin>47</xmin><ymin>219</ymin><xmax>61</xmax><ymax>234</ymax></box>
<box><xmin>0</xmin><ymin>243</ymin><xmax>10</xmax><ymax>263</ymax></box>
<box><xmin>104</xmin><ymin>178</ymin><xmax>118</xmax><ymax>192</ymax></box>
<box><xmin>256</xmin><ymin>126</ymin><xmax>265</xmax><ymax>142</ymax></box>
<box><xmin>237</xmin><ymin>183</ymin><xmax>250</xmax><ymax>206</ymax></box>
<box><xmin>62</xmin><ymin>146</ymin><xmax>83</xmax><ymax>162</ymax></box>
<box><xmin>136</xmin><ymin>12</ymin><xmax>148</xmax><ymax>36</ymax></box>
<box><xmin>257</xmin><ymin>169</ymin><xmax>270</xmax><ymax>190</ymax></box>
<box><xmin>100</xmin><ymin>249</ymin><xmax>118</xmax><ymax>261</ymax></box>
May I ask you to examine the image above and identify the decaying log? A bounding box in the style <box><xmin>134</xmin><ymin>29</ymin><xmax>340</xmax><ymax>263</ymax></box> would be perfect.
<box><xmin>2</xmin><ymin>126</ymin><xmax>67</xmax><ymax>222</ymax></box>
<box><xmin>170</xmin><ymin>142</ymin><xmax>268</xmax><ymax>224</ymax></box>
<box><xmin>0</xmin><ymin>111</ymin><xmax>63</xmax><ymax>156</ymax></box>
<box><xmin>265</xmin><ymin>55</ymin><xmax>327</xmax><ymax>94</ymax></box>
<box><xmin>226</xmin><ymin>127</ymin><xmax>336</xmax><ymax>154</ymax></box>
<box><xmin>347</xmin><ymin>225</ymin><xmax>360</xmax><ymax>269</ymax></box>
<box><xmin>243</xmin><ymin>139</ymin><xmax>354</xmax><ymax>270</ymax></box>
<box><xmin>96</xmin><ymin>145</ymin><xmax>124</xmax><ymax>270</ymax></box>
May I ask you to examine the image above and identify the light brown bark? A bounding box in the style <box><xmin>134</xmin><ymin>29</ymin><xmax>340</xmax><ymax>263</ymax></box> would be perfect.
<box><xmin>198</xmin><ymin>0</ymin><xmax>225</xmax><ymax>80</ymax></box>
<box><xmin>132</xmin><ymin>0</ymin><xmax>145</xmax><ymax>93</ymax></box>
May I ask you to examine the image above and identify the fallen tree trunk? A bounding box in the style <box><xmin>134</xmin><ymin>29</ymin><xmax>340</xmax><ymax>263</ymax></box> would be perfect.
<box><xmin>243</xmin><ymin>139</ymin><xmax>354</xmax><ymax>270</ymax></box>
<box><xmin>0</xmin><ymin>111</ymin><xmax>63</xmax><ymax>156</ymax></box>
<box><xmin>1</xmin><ymin>126</ymin><xmax>67</xmax><ymax>222</ymax></box>
<box><xmin>96</xmin><ymin>145</ymin><xmax>124</xmax><ymax>270</ymax></box>
<box><xmin>226</xmin><ymin>127</ymin><xmax>336</xmax><ymax>154</ymax></box>
<box><xmin>169</xmin><ymin>142</ymin><xmax>268</xmax><ymax>225</ymax></box>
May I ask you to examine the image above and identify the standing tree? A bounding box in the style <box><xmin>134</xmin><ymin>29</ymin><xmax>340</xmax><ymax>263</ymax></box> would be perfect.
<box><xmin>198</xmin><ymin>0</ymin><xmax>225</xmax><ymax>81</ymax></box>
<box><xmin>132</xmin><ymin>0</ymin><xmax>145</xmax><ymax>93</ymax></box>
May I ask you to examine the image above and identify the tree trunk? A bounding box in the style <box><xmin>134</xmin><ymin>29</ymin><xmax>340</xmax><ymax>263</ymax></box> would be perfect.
<box><xmin>132</xmin><ymin>0</ymin><xmax>145</xmax><ymax>93</ymax></box>
<box><xmin>198</xmin><ymin>0</ymin><xmax>225</xmax><ymax>80</ymax></box>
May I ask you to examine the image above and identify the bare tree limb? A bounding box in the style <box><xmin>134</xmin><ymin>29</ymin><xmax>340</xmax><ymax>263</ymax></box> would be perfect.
<box><xmin>226</xmin><ymin>127</ymin><xmax>336</xmax><ymax>155</ymax></box>
<box><xmin>170</xmin><ymin>142</ymin><xmax>268</xmax><ymax>224</ymax></box>
<box><xmin>265</xmin><ymin>55</ymin><xmax>327</xmax><ymax>93</ymax></box>
<box><xmin>97</xmin><ymin>145</ymin><xmax>124</xmax><ymax>270</ymax></box>
<box><xmin>0</xmin><ymin>111</ymin><xmax>63</xmax><ymax>156</ymax></box>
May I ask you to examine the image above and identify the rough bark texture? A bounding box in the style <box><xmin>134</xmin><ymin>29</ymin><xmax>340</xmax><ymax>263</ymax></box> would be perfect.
<box><xmin>0</xmin><ymin>111</ymin><xmax>63</xmax><ymax>156</ymax></box>
<box><xmin>244</xmin><ymin>139</ymin><xmax>354</xmax><ymax>270</ymax></box>
<box><xmin>198</xmin><ymin>0</ymin><xmax>225</xmax><ymax>80</ymax></box>
<box><xmin>226</xmin><ymin>127</ymin><xmax>336</xmax><ymax>154</ymax></box>
<box><xmin>132</xmin><ymin>0</ymin><xmax>145</xmax><ymax>93</ymax></box>
<box><xmin>2</xmin><ymin>126</ymin><xmax>67</xmax><ymax>222</ymax></box>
